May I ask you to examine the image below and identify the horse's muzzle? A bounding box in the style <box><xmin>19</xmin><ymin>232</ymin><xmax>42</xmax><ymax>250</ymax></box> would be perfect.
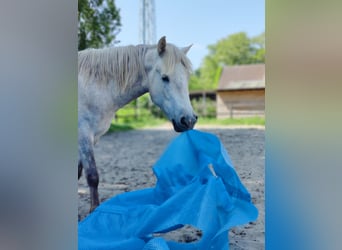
<box><xmin>172</xmin><ymin>115</ymin><xmax>198</xmax><ymax>132</ymax></box>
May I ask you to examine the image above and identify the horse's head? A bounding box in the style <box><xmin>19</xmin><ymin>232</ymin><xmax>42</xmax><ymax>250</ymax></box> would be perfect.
<box><xmin>145</xmin><ymin>36</ymin><xmax>197</xmax><ymax>132</ymax></box>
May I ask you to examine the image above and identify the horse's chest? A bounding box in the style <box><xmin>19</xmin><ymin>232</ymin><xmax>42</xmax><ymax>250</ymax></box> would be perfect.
<box><xmin>79</xmin><ymin>93</ymin><xmax>115</xmax><ymax>143</ymax></box>
<box><xmin>92</xmin><ymin>110</ymin><xmax>114</xmax><ymax>142</ymax></box>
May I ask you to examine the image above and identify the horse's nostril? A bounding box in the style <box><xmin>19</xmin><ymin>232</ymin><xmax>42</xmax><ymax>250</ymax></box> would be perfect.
<box><xmin>180</xmin><ymin>116</ymin><xmax>187</xmax><ymax>127</ymax></box>
<box><xmin>194</xmin><ymin>115</ymin><xmax>198</xmax><ymax>121</ymax></box>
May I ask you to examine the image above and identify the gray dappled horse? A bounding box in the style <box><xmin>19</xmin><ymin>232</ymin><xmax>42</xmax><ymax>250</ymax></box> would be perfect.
<box><xmin>78</xmin><ymin>37</ymin><xmax>197</xmax><ymax>212</ymax></box>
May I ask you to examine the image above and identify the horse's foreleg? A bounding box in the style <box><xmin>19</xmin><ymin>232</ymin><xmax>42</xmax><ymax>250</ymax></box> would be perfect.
<box><xmin>86</xmin><ymin>155</ymin><xmax>100</xmax><ymax>213</ymax></box>
<box><xmin>79</xmin><ymin>136</ymin><xmax>100</xmax><ymax>213</ymax></box>
<box><xmin>78</xmin><ymin>160</ymin><xmax>83</xmax><ymax>179</ymax></box>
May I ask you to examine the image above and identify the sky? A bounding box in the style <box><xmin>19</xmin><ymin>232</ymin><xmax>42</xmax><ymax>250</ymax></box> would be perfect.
<box><xmin>115</xmin><ymin>0</ymin><xmax>265</xmax><ymax>70</ymax></box>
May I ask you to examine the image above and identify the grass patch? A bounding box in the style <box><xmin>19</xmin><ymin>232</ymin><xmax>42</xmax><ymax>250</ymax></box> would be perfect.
<box><xmin>107</xmin><ymin>116</ymin><xmax>167</xmax><ymax>133</ymax></box>
<box><xmin>107</xmin><ymin>123</ymin><xmax>134</xmax><ymax>133</ymax></box>
<box><xmin>107</xmin><ymin>116</ymin><xmax>264</xmax><ymax>133</ymax></box>
<box><xmin>197</xmin><ymin>116</ymin><xmax>265</xmax><ymax>126</ymax></box>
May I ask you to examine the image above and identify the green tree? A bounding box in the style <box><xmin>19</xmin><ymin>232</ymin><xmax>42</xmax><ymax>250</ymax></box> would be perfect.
<box><xmin>78</xmin><ymin>0</ymin><xmax>121</xmax><ymax>50</ymax></box>
<box><xmin>208</xmin><ymin>32</ymin><xmax>253</xmax><ymax>65</ymax></box>
<box><xmin>189</xmin><ymin>32</ymin><xmax>265</xmax><ymax>91</ymax></box>
<box><xmin>250</xmin><ymin>32</ymin><xmax>265</xmax><ymax>63</ymax></box>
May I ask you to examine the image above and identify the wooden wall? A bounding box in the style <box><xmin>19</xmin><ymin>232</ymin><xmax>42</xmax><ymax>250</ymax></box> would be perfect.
<box><xmin>216</xmin><ymin>89</ymin><xmax>265</xmax><ymax>118</ymax></box>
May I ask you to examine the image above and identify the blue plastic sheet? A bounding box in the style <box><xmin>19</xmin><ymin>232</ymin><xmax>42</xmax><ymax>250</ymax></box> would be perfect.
<box><xmin>78</xmin><ymin>130</ymin><xmax>258</xmax><ymax>250</ymax></box>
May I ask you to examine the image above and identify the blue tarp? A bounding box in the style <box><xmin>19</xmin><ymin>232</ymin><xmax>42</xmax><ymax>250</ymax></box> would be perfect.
<box><xmin>78</xmin><ymin>130</ymin><xmax>258</xmax><ymax>250</ymax></box>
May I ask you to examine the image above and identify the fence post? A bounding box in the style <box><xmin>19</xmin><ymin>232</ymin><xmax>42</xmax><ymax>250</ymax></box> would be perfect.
<box><xmin>135</xmin><ymin>99</ymin><xmax>140</xmax><ymax>119</ymax></box>
<box><xmin>202</xmin><ymin>91</ymin><xmax>207</xmax><ymax>117</ymax></box>
<box><xmin>229</xmin><ymin>104</ymin><xmax>233</xmax><ymax>119</ymax></box>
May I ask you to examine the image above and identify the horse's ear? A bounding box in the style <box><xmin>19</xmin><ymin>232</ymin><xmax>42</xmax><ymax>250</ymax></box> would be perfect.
<box><xmin>158</xmin><ymin>36</ymin><xmax>166</xmax><ymax>55</ymax></box>
<box><xmin>181</xmin><ymin>44</ymin><xmax>193</xmax><ymax>55</ymax></box>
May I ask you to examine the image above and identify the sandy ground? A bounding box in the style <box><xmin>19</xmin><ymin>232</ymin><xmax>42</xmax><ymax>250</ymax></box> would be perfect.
<box><xmin>78</xmin><ymin>124</ymin><xmax>265</xmax><ymax>249</ymax></box>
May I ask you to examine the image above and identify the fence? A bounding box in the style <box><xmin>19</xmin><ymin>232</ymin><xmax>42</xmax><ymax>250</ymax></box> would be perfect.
<box><xmin>216</xmin><ymin>102</ymin><xmax>265</xmax><ymax>119</ymax></box>
<box><xmin>114</xmin><ymin>94</ymin><xmax>216</xmax><ymax>122</ymax></box>
<box><xmin>113</xmin><ymin>94</ymin><xmax>165</xmax><ymax>123</ymax></box>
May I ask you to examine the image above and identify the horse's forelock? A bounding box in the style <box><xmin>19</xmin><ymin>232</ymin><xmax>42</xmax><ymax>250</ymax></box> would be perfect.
<box><xmin>161</xmin><ymin>44</ymin><xmax>193</xmax><ymax>76</ymax></box>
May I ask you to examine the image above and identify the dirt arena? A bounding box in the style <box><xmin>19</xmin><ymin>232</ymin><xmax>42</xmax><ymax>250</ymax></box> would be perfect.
<box><xmin>78</xmin><ymin>124</ymin><xmax>265</xmax><ymax>249</ymax></box>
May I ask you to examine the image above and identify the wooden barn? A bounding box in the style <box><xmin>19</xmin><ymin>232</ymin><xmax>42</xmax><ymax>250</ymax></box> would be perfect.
<box><xmin>216</xmin><ymin>64</ymin><xmax>265</xmax><ymax>118</ymax></box>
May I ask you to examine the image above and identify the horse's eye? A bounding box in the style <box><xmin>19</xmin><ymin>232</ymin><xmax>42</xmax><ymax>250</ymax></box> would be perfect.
<box><xmin>161</xmin><ymin>74</ymin><xmax>169</xmax><ymax>82</ymax></box>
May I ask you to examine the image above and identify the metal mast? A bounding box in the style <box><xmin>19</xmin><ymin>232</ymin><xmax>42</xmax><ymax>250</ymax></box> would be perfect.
<box><xmin>139</xmin><ymin>0</ymin><xmax>156</xmax><ymax>44</ymax></box>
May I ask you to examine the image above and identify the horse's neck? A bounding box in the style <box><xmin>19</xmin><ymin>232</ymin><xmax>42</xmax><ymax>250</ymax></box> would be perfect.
<box><xmin>113</xmin><ymin>76</ymin><xmax>149</xmax><ymax>110</ymax></box>
<box><xmin>112</xmin><ymin>45</ymin><xmax>152</xmax><ymax>109</ymax></box>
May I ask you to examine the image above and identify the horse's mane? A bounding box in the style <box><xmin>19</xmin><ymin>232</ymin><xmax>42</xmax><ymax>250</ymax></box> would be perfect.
<box><xmin>78</xmin><ymin>43</ymin><xmax>192</xmax><ymax>91</ymax></box>
<box><xmin>78</xmin><ymin>45</ymin><xmax>146</xmax><ymax>90</ymax></box>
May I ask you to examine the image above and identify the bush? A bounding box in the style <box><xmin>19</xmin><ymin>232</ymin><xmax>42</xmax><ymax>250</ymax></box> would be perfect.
<box><xmin>191</xmin><ymin>98</ymin><xmax>216</xmax><ymax>118</ymax></box>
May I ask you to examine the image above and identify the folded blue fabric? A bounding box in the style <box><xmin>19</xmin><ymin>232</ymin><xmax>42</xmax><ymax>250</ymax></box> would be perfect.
<box><xmin>78</xmin><ymin>130</ymin><xmax>258</xmax><ymax>250</ymax></box>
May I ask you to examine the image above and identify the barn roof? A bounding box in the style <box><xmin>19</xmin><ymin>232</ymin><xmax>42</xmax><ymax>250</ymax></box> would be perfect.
<box><xmin>217</xmin><ymin>64</ymin><xmax>265</xmax><ymax>91</ymax></box>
